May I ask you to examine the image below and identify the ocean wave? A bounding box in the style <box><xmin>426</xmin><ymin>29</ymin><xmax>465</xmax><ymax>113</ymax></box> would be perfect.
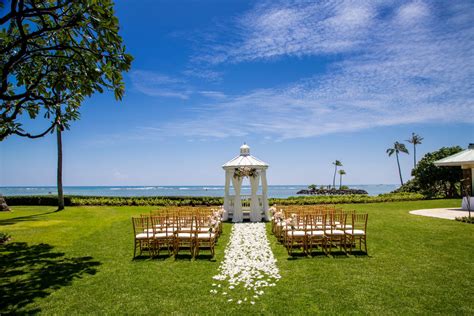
<box><xmin>110</xmin><ymin>187</ymin><xmax>156</xmax><ymax>190</ymax></box>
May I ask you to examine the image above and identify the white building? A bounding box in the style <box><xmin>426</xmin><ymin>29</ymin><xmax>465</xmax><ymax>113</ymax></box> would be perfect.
<box><xmin>434</xmin><ymin>143</ymin><xmax>474</xmax><ymax>210</ymax></box>
<box><xmin>222</xmin><ymin>144</ymin><xmax>270</xmax><ymax>222</ymax></box>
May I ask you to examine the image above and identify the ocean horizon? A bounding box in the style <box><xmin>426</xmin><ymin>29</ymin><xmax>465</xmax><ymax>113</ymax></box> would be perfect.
<box><xmin>0</xmin><ymin>184</ymin><xmax>399</xmax><ymax>198</ymax></box>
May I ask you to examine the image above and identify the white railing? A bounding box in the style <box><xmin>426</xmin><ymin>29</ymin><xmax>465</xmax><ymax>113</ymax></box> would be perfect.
<box><xmin>228</xmin><ymin>195</ymin><xmax>263</xmax><ymax>213</ymax></box>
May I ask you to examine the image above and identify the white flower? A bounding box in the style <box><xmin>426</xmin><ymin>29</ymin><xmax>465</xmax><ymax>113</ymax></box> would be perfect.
<box><xmin>211</xmin><ymin>223</ymin><xmax>281</xmax><ymax>303</ymax></box>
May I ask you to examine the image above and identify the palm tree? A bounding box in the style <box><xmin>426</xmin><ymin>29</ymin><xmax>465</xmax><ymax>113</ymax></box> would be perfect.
<box><xmin>332</xmin><ymin>160</ymin><xmax>342</xmax><ymax>189</ymax></box>
<box><xmin>386</xmin><ymin>142</ymin><xmax>409</xmax><ymax>186</ymax></box>
<box><xmin>406</xmin><ymin>132</ymin><xmax>423</xmax><ymax>169</ymax></box>
<box><xmin>338</xmin><ymin>169</ymin><xmax>346</xmax><ymax>189</ymax></box>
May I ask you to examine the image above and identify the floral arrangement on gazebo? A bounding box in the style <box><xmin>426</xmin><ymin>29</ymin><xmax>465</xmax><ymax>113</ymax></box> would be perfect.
<box><xmin>233</xmin><ymin>167</ymin><xmax>258</xmax><ymax>178</ymax></box>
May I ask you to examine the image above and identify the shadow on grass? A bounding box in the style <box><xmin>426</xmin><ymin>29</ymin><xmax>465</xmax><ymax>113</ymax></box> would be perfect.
<box><xmin>0</xmin><ymin>210</ymin><xmax>58</xmax><ymax>226</ymax></box>
<box><xmin>287</xmin><ymin>249</ymin><xmax>369</xmax><ymax>260</ymax></box>
<box><xmin>0</xmin><ymin>242</ymin><xmax>101</xmax><ymax>314</ymax></box>
<box><xmin>132</xmin><ymin>253</ymin><xmax>216</xmax><ymax>262</ymax></box>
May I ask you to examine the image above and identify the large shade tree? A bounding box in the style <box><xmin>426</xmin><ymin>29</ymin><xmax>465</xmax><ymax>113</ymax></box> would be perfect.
<box><xmin>412</xmin><ymin>146</ymin><xmax>463</xmax><ymax>198</ymax></box>
<box><xmin>1</xmin><ymin>0</ymin><xmax>133</xmax><ymax>209</ymax></box>
<box><xmin>386</xmin><ymin>142</ymin><xmax>409</xmax><ymax>186</ymax></box>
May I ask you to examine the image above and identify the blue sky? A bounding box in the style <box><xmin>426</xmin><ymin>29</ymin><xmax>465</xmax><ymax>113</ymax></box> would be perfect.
<box><xmin>1</xmin><ymin>0</ymin><xmax>473</xmax><ymax>186</ymax></box>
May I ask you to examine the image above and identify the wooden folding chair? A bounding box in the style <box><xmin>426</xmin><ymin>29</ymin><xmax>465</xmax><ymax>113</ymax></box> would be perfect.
<box><xmin>173</xmin><ymin>215</ymin><xmax>196</xmax><ymax>258</ymax></box>
<box><xmin>324</xmin><ymin>212</ymin><xmax>347</xmax><ymax>255</ymax></box>
<box><xmin>285</xmin><ymin>214</ymin><xmax>307</xmax><ymax>255</ymax></box>
<box><xmin>345</xmin><ymin>213</ymin><xmax>368</xmax><ymax>254</ymax></box>
<box><xmin>151</xmin><ymin>215</ymin><xmax>173</xmax><ymax>256</ymax></box>
<box><xmin>132</xmin><ymin>216</ymin><xmax>154</xmax><ymax>258</ymax></box>
<box><xmin>306</xmin><ymin>213</ymin><xmax>326</xmax><ymax>255</ymax></box>
<box><xmin>194</xmin><ymin>214</ymin><xmax>217</xmax><ymax>258</ymax></box>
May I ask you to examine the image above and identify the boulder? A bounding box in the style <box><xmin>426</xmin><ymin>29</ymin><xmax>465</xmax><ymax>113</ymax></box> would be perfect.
<box><xmin>0</xmin><ymin>195</ymin><xmax>11</xmax><ymax>211</ymax></box>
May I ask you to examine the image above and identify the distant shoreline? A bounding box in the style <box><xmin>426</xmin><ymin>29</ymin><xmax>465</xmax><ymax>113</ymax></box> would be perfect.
<box><xmin>0</xmin><ymin>184</ymin><xmax>399</xmax><ymax>198</ymax></box>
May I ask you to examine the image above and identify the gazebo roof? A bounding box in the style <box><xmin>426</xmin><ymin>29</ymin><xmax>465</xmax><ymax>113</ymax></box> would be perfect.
<box><xmin>434</xmin><ymin>144</ymin><xmax>474</xmax><ymax>167</ymax></box>
<box><xmin>222</xmin><ymin>143</ymin><xmax>268</xmax><ymax>169</ymax></box>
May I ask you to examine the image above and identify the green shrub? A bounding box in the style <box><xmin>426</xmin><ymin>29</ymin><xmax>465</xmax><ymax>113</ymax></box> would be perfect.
<box><xmin>5</xmin><ymin>195</ymin><xmax>72</xmax><ymax>206</ymax></box>
<box><xmin>455</xmin><ymin>216</ymin><xmax>474</xmax><ymax>224</ymax></box>
<box><xmin>0</xmin><ymin>232</ymin><xmax>11</xmax><ymax>244</ymax></box>
<box><xmin>4</xmin><ymin>192</ymin><xmax>424</xmax><ymax>207</ymax></box>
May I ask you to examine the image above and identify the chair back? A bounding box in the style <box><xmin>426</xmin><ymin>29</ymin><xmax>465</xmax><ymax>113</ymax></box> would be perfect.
<box><xmin>132</xmin><ymin>216</ymin><xmax>151</xmax><ymax>237</ymax></box>
<box><xmin>351</xmin><ymin>213</ymin><xmax>368</xmax><ymax>233</ymax></box>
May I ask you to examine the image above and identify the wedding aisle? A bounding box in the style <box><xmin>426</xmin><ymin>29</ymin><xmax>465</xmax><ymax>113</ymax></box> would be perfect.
<box><xmin>211</xmin><ymin>223</ymin><xmax>281</xmax><ymax>305</ymax></box>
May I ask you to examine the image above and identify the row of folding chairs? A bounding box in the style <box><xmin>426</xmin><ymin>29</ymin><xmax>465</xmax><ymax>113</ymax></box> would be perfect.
<box><xmin>271</xmin><ymin>207</ymin><xmax>368</xmax><ymax>256</ymax></box>
<box><xmin>132</xmin><ymin>208</ymin><xmax>223</xmax><ymax>259</ymax></box>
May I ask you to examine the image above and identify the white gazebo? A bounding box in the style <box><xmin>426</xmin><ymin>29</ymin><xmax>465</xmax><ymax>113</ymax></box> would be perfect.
<box><xmin>434</xmin><ymin>143</ymin><xmax>474</xmax><ymax>210</ymax></box>
<box><xmin>222</xmin><ymin>143</ymin><xmax>269</xmax><ymax>222</ymax></box>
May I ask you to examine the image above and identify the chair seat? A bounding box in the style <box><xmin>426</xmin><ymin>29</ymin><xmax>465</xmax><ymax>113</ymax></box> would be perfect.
<box><xmin>337</xmin><ymin>224</ymin><xmax>352</xmax><ymax>229</ymax></box>
<box><xmin>325</xmin><ymin>229</ymin><xmax>344</xmax><ymax>236</ymax></box>
<box><xmin>307</xmin><ymin>230</ymin><xmax>324</xmax><ymax>236</ymax></box>
<box><xmin>198</xmin><ymin>227</ymin><xmax>211</xmax><ymax>233</ymax></box>
<box><xmin>345</xmin><ymin>229</ymin><xmax>365</xmax><ymax>236</ymax></box>
<box><xmin>196</xmin><ymin>233</ymin><xmax>216</xmax><ymax>239</ymax></box>
<box><xmin>177</xmin><ymin>227</ymin><xmax>193</xmax><ymax>232</ymax></box>
<box><xmin>176</xmin><ymin>232</ymin><xmax>194</xmax><ymax>238</ymax></box>
<box><xmin>286</xmin><ymin>230</ymin><xmax>306</xmax><ymax>237</ymax></box>
<box><xmin>135</xmin><ymin>233</ymin><xmax>150</xmax><ymax>239</ymax></box>
<box><xmin>153</xmin><ymin>232</ymin><xmax>169</xmax><ymax>239</ymax></box>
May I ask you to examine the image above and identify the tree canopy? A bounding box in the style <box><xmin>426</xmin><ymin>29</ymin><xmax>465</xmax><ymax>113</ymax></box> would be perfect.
<box><xmin>0</xmin><ymin>0</ymin><xmax>133</xmax><ymax>140</ymax></box>
<box><xmin>411</xmin><ymin>146</ymin><xmax>463</xmax><ymax>198</ymax></box>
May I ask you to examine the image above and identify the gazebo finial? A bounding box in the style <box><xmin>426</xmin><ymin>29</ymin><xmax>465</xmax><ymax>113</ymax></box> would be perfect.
<box><xmin>240</xmin><ymin>143</ymin><xmax>250</xmax><ymax>156</ymax></box>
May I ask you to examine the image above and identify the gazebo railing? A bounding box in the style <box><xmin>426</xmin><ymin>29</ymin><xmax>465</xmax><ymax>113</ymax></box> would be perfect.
<box><xmin>228</xmin><ymin>195</ymin><xmax>263</xmax><ymax>213</ymax></box>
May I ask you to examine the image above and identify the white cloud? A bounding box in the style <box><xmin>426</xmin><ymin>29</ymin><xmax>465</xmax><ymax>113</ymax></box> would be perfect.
<box><xmin>198</xmin><ymin>91</ymin><xmax>227</xmax><ymax>99</ymax></box>
<box><xmin>160</xmin><ymin>0</ymin><xmax>474</xmax><ymax>140</ymax></box>
<box><xmin>197</xmin><ymin>1</ymin><xmax>377</xmax><ymax>64</ymax></box>
<box><xmin>130</xmin><ymin>70</ymin><xmax>192</xmax><ymax>99</ymax></box>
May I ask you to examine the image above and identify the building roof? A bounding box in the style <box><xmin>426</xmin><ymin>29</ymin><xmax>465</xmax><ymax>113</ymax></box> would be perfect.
<box><xmin>434</xmin><ymin>144</ymin><xmax>474</xmax><ymax>167</ymax></box>
<box><xmin>222</xmin><ymin>143</ymin><xmax>269</xmax><ymax>169</ymax></box>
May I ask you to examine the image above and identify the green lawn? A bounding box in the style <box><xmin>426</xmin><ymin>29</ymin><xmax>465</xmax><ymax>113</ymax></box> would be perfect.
<box><xmin>1</xmin><ymin>200</ymin><xmax>473</xmax><ymax>315</ymax></box>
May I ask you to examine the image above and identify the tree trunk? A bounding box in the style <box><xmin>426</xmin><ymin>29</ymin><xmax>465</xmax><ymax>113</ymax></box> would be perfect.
<box><xmin>396</xmin><ymin>152</ymin><xmax>404</xmax><ymax>185</ymax></box>
<box><xmin>339</xmin><ymin>174</ymin><xmax>342</xmax><ymax>189</ymax></box>
<box><xmin>333</xmin><ymin>165</ymin><xmax>337</xmax><ymax>189</ymax></box>
<box><xmin>413</xmin><ymin>144</ymin><xmax>417</xmax><ymax>169</ymax></box>
<box><xmin>57</xmin><ymin>126</ymin><xmax>64</xmax><ymax>211</ymax></box>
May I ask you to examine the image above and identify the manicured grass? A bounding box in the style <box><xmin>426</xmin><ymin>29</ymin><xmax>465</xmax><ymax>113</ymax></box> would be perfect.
<box><xmin>1</xmin><ymin>200</ymin><xmax>473</xmax><ymax>314</ymax></box>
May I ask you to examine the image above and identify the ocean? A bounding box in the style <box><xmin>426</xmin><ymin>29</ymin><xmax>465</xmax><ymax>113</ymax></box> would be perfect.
<box><xmin>0</xmin><ymin>184</ymin><xmax>398</xmax><ymax>198</ymax></box>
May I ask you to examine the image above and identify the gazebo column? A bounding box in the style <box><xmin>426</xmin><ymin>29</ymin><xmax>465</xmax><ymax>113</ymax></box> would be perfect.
<box><xmin>249</xmin><ymin>172</ymin><xmax>261</xmax><ymax>222</ymax></box>
<box><xmin>461</xmin><ymin>166</ymin><xmax>473</xmax><ymax>210</ymax></box>
<box><xmin>261</xmin><ymin>169</ymin><xmax>270</xmax><ymax>221</ymax></box>
<box><xmin>232</xmin><ymin>176</ymin><xmax>243</xmax><ymax>222</ymax></box>
<box><xmin>223</xmin><ymin>169</ymin><xmax>232</xmax><ymax>221</ymax></box>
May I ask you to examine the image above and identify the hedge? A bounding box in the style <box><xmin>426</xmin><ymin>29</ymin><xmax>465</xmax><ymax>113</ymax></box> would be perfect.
<box><xmin>4</xmin><ymin>192</ymin><xmax>425</xmax><ymax>207</ymax></box>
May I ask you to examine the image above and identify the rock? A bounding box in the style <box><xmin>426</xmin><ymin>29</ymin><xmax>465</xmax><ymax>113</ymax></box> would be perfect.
<box><xmin>297</xmin><ymin>188</ymin><xmax>368</xmax><ymax>196</ymax></box>
<box><xmin>0</xmin><ymin>195</ymin><xmax>11</xmax><ymax>212</ymax></box>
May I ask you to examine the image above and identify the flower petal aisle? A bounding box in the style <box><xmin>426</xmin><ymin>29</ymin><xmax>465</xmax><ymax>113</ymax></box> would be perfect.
<box><xmin>211</xmin><ymin>223</ymin><xmax>281</xmax><ymax>304</ymax></box>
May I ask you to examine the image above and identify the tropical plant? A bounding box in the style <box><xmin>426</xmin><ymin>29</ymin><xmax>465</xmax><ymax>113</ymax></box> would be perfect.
<box><xmin>338</xmin><ymin>170</ymin><xmax>346</xmax><ymax>189</ymax></box>
<box><xmin>406</xmin><ymin>132</ymin><xmax>424</xmax><ymax>169</ymax></box>
<box><xmin>387</xmin><ymin>142</ymin><xmax>409</xmax><ymax>186</ymax></box>
<box><xmin>411</xmin><ymin>146</ymin><xmax>463</xmax><ymax>198</ymax></box>
<box><xmin>308</xmin><ymin>184</ymin><xmax>317</xmax><ymax>190</ymax></box>
<box><xmin>1</xmin><ymin>0</ymin><xmax>133</xmax><ymax>209</ymax></box>
<box><xmin>332</xmin><ymin>160</ymin><xmax>342</xmax><ymax>189</ymax></box>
